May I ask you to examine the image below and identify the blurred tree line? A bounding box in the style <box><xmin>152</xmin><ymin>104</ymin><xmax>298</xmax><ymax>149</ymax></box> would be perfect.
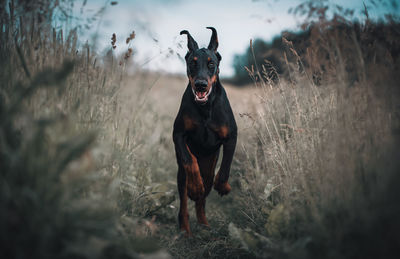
<box><xmin>231</xmin><ymin>0</ymin><xmax>400</xmax><ymax>86</ymax></box>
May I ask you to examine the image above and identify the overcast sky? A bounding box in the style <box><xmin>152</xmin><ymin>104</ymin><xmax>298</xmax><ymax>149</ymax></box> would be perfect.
<box><xmin>71</xmin><ymin>0</ymin><xmax>396</xmax><ymax>77</ymax></box>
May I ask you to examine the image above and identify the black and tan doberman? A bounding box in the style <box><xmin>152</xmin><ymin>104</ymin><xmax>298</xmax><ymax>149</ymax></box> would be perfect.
<box><xmin>173</xmin><ymin>27</ymin><xmax>237</xmax><ymax>236</ymax></box>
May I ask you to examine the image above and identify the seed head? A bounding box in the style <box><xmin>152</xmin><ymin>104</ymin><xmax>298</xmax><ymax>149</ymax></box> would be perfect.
<box><xmin>126</xmin><ymin>31</ymin><xmax>135</xmax><ymax>44</ymax></box>
<box><xmin>111</xmin><ymin>33</ymin><xmax>117</xmax><ymax>49</ymax></box>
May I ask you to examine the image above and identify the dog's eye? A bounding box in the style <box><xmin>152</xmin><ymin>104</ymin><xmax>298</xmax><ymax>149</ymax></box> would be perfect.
<box><xmin>208</xmin><ymin>62</ymin><xmax>215</xmax><ymax>69</ymax></box>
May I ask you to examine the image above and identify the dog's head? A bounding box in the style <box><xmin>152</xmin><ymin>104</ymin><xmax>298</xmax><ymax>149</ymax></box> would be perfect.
<box><xmin>180</xmin><ymin>27</ymin><xmax>221</xmax><ymax>105</ymax></box>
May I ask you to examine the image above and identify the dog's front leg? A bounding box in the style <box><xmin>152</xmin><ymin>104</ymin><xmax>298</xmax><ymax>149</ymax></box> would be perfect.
<box><xmin>173</xmin><ymin>129</ymin><xmax>205</xmax><ymax>201</ymax></box>
<box><xmin>214</xmin><ymin>134</ymin><xmax>237</xmax><ymax>196</ymax></box>
<box><xmin>174</xmin><ymin>133</ymin><xmax>205</xmax><ymax>237</ymax></box>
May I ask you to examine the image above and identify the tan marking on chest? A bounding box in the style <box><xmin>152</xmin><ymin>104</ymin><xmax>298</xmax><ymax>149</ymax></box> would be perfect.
<box><xmin>217</xmin><ymin>126</ymin><xmax>229</xmax><ymax>138</ymax></box>
<box><xmin>183</xmin><ymin>115</ymin><xmax>196</xmax><ymax>131</ymax></box>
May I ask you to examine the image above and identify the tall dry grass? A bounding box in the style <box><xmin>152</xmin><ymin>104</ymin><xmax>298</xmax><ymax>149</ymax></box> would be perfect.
<box><xmin>237</xmin><ymin>9</ymin><xmax>400</xmax><ymax>259</ymax></box>
<box><xmin>0</xmin><ymin>1</ymin><xmax>170</xmax><ymax>258</ymax></box>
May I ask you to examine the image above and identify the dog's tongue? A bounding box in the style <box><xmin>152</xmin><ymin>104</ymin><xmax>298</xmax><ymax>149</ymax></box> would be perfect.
<box><xmin>197</xmin><ymin>91</ymin><xmax>206</xmax><ymax>98</ymax></box>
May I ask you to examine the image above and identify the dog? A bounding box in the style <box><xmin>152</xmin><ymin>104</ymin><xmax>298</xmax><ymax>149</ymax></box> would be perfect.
<box><xmin>173</xmin><ymin>27</ymin><xmax>237</xmax><ymax>236</ymax></box>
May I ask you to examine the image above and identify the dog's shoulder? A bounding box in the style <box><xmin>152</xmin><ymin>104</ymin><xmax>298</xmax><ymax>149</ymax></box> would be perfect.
<box><xmin>209</xmin><ymin>84</ymin><xmax>237</xmax><ymax>138</ymax></box>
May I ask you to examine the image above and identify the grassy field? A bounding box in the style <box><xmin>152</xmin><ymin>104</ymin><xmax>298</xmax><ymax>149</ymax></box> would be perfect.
<box><xmin>1</xmin><ymin>1</ymin><xmax>400</xmax><ymax>259</ymax></box>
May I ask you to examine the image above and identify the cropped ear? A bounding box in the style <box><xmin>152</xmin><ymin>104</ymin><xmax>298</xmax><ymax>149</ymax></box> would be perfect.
<box><xmin>216</xmin><ymin>52</ymin><xmax>222</xmax><ymax>62</ymax></box>
<box><xmin>206</xmin><ymin>27</ymin><xmax>218</xmax><ymax>52</ymax></box>
<box><xmin>180</xmin><ymin>30</ymin><xmax>199</xmax><ymax>53</ymax></box>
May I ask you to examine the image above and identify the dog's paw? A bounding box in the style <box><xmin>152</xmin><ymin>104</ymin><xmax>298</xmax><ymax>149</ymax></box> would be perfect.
<box><xmin>214</xmin><ymin>181</ymin><xmax>231</xmax><ymax>196</ymax></box>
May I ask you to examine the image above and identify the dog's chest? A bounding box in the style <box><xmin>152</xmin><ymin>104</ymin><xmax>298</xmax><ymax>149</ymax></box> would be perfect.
<box><xmin>186</xmin><ymin>116</ymin><xmax>228</xmax><ymax>150</ymax></box>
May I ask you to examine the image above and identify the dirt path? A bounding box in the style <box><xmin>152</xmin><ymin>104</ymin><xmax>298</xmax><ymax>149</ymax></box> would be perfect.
<box><xmin>119</xmin><ymin>73</ymin><xmax>262</xmax><ymax>258</ymax></box>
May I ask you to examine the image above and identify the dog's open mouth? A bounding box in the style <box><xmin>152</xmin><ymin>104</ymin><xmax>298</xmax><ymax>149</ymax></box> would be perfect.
<box><xmin>192</xmin><ymin>87</ymin><xmax>212</xmax><ymax>104</ymax></box>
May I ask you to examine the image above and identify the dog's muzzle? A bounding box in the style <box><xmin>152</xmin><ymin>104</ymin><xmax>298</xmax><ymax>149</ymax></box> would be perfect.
<box><xmin>192</xmin><ymin>80</ymin><xmax>212</xmax><ymax>104</ymax></box>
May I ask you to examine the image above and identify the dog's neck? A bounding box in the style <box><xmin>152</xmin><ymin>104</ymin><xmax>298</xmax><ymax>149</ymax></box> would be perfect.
<box><xmin>197</xmin><ymin>100</ymin><xmax>213</xmax><ymax>119</ymax></box>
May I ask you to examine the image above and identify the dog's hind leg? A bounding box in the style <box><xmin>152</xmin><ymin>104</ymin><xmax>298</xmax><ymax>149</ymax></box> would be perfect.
<box><xmin>177</xmin><ymin>165</ymin><xmax>191</xmax><ymax>236</ymax></box>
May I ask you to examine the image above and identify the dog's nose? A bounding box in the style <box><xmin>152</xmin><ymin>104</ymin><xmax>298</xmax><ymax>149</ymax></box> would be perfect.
<box><xmin>194</xmin><ymin>80</ymin><xmax>208</xmax><ymax>91</ymax></box>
